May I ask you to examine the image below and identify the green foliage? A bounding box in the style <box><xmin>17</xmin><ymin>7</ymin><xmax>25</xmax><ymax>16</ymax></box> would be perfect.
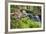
<box><xmin>11</xmin><ymin>16</ymin><xmax>41</xmax><ymax>29</ymax></box>
<box><xmin>10</xmin><ymin>5</ymin><xmax>41</xmax><ymax>29</ymax></box>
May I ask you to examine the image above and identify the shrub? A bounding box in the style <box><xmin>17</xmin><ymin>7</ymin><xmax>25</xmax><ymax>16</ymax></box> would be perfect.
<box><xmin>11</xmin><ymin>16</ymin><xmax>41</xmax><ymax>29</ymax></box>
